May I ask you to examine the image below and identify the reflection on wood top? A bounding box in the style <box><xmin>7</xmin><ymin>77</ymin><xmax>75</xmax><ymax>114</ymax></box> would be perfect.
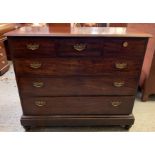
<box><xmin>5</xmin><ymin>25</ymin><xmax>152</xmax><ymax>37</ymax></box>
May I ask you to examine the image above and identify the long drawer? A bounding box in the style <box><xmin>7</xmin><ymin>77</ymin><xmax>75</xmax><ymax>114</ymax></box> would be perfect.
<box><xmin>18</xmin><ymin>76</ymin><xmax>138</xmax><ymax>96</ymax></box>
<box><xmin>14</xmin><ymin>58</ymin><xmax>142</xmax><ymax>77</ymax></box>
<box><xmin>21</xmin><ymin>96</ymin><xmax>135</xmax><ymax>115</ymax></box>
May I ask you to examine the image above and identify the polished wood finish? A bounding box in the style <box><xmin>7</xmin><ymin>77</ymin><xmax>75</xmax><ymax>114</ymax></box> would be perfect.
<box><xmin>0</xmin><ymin>23</ymin><xmax>17</xmax><ymax>35</ymax></box>
<box><xmin>6</xmin><ymin>26</ymin><xmax>149</xmax><ymax>130</ymax></box>
<box><xmin>0</xmin><ymin>23</ymin><xmax>19</xmax><ymax>60</ymax></box>
<box><xmin>6</xmin><ymin>26</ymin><xmax>151</xmax><ymax>37</ymax></box>
<box><xmin>21</xmin><ymin>114</ymin><xmax>135</xmax><ymax>127</ymax></box>
<box><xmin>0</xmin><ymin>37</ymin><xmax>9</xmax><ymax>75</ymax></box>
<box><xmin>109</xmin><ymin>23</ymin><xmax>128</xmax><ymax>27</ymax></box>
<box><xmin>21</xmin><ymin>96</ymin><xmax>135</xmax><ymax>115</ymax></box>
<box><xmin>8</xmin><ymin>37</ymin><xmax>56</xmax><ymax>58</ymax></box>
<box><xmin>104</xmin><ymin>38</ymin><xmax>147</xmax><ymax>57</ymax></box>
<box><xmin>14</xmin><ymin>58</ymin><xmax>143</xmax><ymax>76</ymax></box>
<box><xmin>18</xmin><ymin>76</ymin><xmax>138</xmax><ymax>96</ymax></box>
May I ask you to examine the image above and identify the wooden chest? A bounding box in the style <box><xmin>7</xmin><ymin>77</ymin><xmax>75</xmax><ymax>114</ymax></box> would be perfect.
<box><xmin>6</xmin><ymin>26</ymin><xmax>150</xmax><ymax>130</ymax></box>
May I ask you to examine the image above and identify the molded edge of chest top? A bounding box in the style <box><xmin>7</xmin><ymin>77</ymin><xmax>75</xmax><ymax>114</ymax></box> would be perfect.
<box><xmin>5</xmin><ymin>27</ymin><xmax>152</xmax><ymax>38</ymax></box>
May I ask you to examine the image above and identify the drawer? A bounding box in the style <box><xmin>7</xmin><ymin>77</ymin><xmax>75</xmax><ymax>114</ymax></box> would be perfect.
<box><xmin>104</xmin><ymin>38</ymin><xmax>148</xmax><ymax>58</ymax></box>
<box><xmin>57</xmin><ymin>38</ymin><xmax>103</xmax><ymax>57</ymax></box>
<box><xmin>18</xmin><ymin>76</ymin><xmax>138</xmax><ymax>96</ymax></box>
<box><xmin>21</xmin><ymin>96</ymin><xmax>135</xmax><ymax>115</ymax></box>
<box><xmin>8</xmin><ymin>37</ymin><xmax>56</xmax><ymax>58</ymax></box>
<box><xmin>14</xmin><ymin>58</ymin><xmax>142</xmax><ymax>77</ymax></box>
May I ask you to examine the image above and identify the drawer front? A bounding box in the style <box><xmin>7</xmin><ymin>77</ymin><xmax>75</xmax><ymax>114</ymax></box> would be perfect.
<box><xmin>57</xmin><ymin>38</ymin><xmax>103</xmax><ymax>57</ymax></box>
<box><xmin>14</xmin><ymin>58</ymin><xmax>142</xmax><ymax>77</ymax></box>
<box><xmin>21</xmin><ymin>96</ymin><xmax>135</xmax><ymax>115</ymax></box>
<box><xmin>104</xmin><ymin>38</ymin><xmax>147</xmax><ymax>58</ymax></box>
<box><xmin>18</xmin><ymin>76</ymin><xmax>138</xmax><ymax>96</ymax></box>
<box><xmin>8</xmin><ymin>37</ymin><xmax>56</xmax><ymax>58</ymax></box>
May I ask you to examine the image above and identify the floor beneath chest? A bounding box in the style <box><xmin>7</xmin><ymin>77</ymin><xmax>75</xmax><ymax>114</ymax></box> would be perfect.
<box><xmin>0</xmin><ymin>62</ymin><xmax>155</xmax><ymax>132</ymax></box>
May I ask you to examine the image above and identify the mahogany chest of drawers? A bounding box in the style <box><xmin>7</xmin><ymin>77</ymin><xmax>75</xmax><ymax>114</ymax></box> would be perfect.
<box><xmin>6</xmin><ymin>26</ymin><xmax>150</xmax><ymax>130</ymax></box>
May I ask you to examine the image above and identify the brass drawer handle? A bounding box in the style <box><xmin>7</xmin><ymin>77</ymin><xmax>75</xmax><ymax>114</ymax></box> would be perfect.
<box><xmin>0</xmin><ymin>53</ymin><xmax>3</xmax><ymax>56</ymax></box>
<box><xmin>115</xmin><ymin>63</ymin><xmax>127</xmax><ymax>69</ymax></box>
<box><xmin>33</xmin><ymin>82</ymin><xmax>44</xmax><ymax>88</ymax></box>
<box><xmin>26</xmin><ymin>44</ymin><xmax>40</xmax><ymax>51</ymax></box>
<box><xmin>113</xmin><ymin>81</ymin><xmax>125</xmax><ymax>87</ymax></box>
<box><xmin>111</xmin><ymin>101</ymin><xmax>122</xmax><ymax>107</ymax></box>
<box><xmin>73</xmin><ymin>44</ymin><xmax>86</xmax><ymax>51</ymax></box>
<box><xmin>0</xmin><ymin>46</ymin><xmax>2</xmax><ymax>49</ymax></box>
<box><xmin>35</xmin><ymin>101</ymin><xmax>46</xmax><ymax>107</ymax></box>
<box><xmin>30</xmin><ymin>63</ymin><xmax>42</xmax><ymax>69</ymax></box>
<box><xmin>123</xmin><ymin>41</ymin><xmax>128</xmax><ymax>47</ymax></box>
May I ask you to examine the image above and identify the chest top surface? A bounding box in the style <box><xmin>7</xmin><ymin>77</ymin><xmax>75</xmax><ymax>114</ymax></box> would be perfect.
<box><xmin>5</xmin><ymin>26</ymin><xmax>151</xmax><ymax>38</ymax></box>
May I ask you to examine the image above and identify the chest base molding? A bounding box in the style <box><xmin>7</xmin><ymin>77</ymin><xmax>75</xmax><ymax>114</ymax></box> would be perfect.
<box><xmin>21</xmin><ymin>114</ymin><xmax>134</xmax><ymax>129</ymax></box>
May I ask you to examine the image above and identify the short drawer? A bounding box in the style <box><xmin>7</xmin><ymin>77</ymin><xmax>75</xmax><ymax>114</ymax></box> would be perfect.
<box><xmin>21</xmin><ymin>96</ymin><xmax>135</xmax><ymax>115</ymax></box>
<box><xmin>14</xmin><ymin>58</ymin><xmax>142</xmax><ymax>77</ymax></box>
<box><xmin>104</xmin><ymin>38</ymin><xmax>147</xmax><ymax>58</ymax></box>
<box><xmin>18</xmin><ymin>76</ymin><xmax>138</xmax><ymax>96</ymax></box>
<box><xmin>8</xmin><ymin>37</ymin><xmax>56</xmax><ymax>58</ymax></box>
<box><xmin>57</xmin><ymin>38</ymin><xmax>103</xmax><ymax>57</ymax></box>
